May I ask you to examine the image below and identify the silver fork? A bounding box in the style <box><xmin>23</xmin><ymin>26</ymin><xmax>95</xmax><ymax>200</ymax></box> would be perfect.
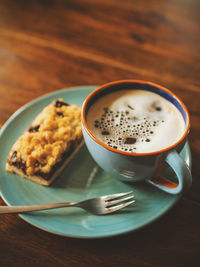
<box><xmin>0</xmin><ymin>191</ymin><xmax>135</xmax><ymax>215</ymax></box>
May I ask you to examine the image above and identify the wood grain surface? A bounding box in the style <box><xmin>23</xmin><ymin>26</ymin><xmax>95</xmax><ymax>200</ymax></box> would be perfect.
<box><xmin>0</xmin><ymin>0</ymin><xmax>200</xmax><ymax>266</ymax></box>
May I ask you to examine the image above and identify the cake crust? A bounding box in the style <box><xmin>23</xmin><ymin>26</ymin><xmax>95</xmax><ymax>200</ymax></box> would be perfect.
<box><xmin>6</xmin><ymin>99</ymin><xmax>83</xmax><ymax>185</ymax></box>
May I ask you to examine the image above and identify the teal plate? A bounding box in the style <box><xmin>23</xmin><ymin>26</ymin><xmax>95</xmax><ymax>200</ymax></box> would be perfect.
<box><xmin>0</xmin><ymin>86</ymin><xmax>192</xmax><ymax>239</ymax></box>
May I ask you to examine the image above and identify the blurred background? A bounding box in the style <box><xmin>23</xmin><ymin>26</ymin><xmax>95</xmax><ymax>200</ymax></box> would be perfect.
<box><xmin>0</xmin><ymin>0</ymin><xmax>199</xmax><ymax>120</ymax></box>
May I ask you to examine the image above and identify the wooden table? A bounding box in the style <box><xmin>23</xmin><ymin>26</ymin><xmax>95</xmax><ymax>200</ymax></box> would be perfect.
<box><xmin>0</xmin><ymin>0</ymin><xmax>199</xmax><ymax>266</ymax></box>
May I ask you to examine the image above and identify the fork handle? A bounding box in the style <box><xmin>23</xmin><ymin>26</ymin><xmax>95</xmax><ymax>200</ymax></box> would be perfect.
<box><xmin>0</xmin><ymin>202</ymin><xmax>76</xmax><ymax>214</ymax></box>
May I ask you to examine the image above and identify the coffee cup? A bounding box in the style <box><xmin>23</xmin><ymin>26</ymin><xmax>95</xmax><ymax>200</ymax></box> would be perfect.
<box><xmin>81</xmin><ymin>80</ymin><xmax>192</xmax><ymax>194</ymax></box>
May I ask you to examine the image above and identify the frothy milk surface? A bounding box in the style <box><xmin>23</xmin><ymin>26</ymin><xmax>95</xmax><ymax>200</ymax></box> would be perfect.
<box><xmin>86</xmin><ymin>90</ymin><xmax>185</xmax><ymax>153</ymax></box>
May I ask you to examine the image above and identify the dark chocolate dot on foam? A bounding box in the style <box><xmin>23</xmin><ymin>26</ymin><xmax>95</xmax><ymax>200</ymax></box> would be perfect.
<box><xmin>155</xmin><ymin>106</ymin><xmax>162</xmax><ymax>111</ymax></box>
<box><xmin>101</xmin><ymin>130</ymin><xmax>110</xmax><ymax>135</ymax></box>
<box><xmin>127</xmin><ymin>105</ymin><xmax>134</xmax><ymax>110</ymax></box>
<box><xmin>124</xmin><ymin>137</ymin><xmax>137</xmax><ymax>144</ymax></box>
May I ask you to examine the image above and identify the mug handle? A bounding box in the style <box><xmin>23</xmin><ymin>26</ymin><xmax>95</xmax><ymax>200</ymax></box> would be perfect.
<box><xmin>147</xmin><ymin>150</ymin><xmax>192</xmax><ymax>194</ymax></box>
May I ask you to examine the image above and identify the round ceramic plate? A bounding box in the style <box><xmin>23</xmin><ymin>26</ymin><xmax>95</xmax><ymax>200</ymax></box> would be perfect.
<box><xmin>0</xmin><ymin>86</ymin><xmax>191</xmax><ymax>238</ymax></box>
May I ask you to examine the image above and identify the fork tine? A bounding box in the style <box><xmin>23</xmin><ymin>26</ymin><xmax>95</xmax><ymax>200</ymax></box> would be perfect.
<box><xmin>105</xmin><ymin>191</ymin><xmax>133</xmax><ymax>201</ymax></box>
<box><xmin>105</xmin><ymin>200</ymin><xmax>135</xmax><ymax>214</ymax></box>
<box><xmin>106</xmin><ymin>195</ymin><xmax>134</xmax><ymax>207</ymax></box>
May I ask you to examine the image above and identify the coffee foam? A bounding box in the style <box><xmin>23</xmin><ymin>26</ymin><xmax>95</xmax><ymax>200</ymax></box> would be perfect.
<box><xmin>86</xmin><ymin>90</ymin><xmax>185</xmax><ymax>153</ymax></box>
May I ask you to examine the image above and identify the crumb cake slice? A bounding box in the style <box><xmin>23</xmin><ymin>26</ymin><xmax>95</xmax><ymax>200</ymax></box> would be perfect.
<box><xmin>6</xmin><ymin>99</ymin><xmax>83</xmax><ymax>186</ymax></box>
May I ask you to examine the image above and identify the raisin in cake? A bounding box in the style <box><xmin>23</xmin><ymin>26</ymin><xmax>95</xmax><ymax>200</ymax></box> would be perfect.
<box><xmin>6</xmin><ymin>99</ymin><xmax>83</xmax><ymax>186</ymax></box>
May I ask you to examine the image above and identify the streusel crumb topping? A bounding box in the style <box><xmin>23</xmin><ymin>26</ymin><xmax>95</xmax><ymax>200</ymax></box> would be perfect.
<box><xmin>7</xmin><ymin>99</ymin><xmax>82</xmax><ymax>176</ymax></box>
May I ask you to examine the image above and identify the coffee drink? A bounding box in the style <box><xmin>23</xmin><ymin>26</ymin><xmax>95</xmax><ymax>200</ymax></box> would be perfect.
<box><xmin>86</xmin><ymin>90</ymin><xmax>185</xmax><ymax>153</ymax></box>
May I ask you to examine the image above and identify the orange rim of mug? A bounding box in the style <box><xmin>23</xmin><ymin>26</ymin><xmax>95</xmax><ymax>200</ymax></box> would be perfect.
<box><xmin>81</xmin><ymin>80</ymin><xmax>191</xmax><ymax>157</ymax></box>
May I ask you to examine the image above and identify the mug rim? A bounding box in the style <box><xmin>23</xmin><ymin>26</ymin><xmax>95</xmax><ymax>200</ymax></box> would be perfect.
<box><xmin>81</xmin><ymin>80</ymin><xmax>190</xmax><ymax>157</ymax></box>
